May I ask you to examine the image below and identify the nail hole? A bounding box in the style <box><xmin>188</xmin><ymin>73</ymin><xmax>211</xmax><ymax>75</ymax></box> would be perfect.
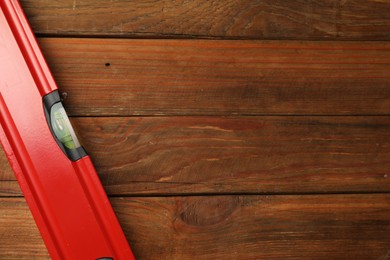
<box><xmin>61</xmin><ymin>92</ymin><xmax>68</xmax><ymax>100</ymax></box>
<box><xmin>105</xmin><ymin>63</ymin><xmax>111</xmax><ymax>67</ymax></box>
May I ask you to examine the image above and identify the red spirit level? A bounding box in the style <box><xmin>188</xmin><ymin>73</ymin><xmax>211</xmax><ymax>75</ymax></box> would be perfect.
<box><xmin>0</xmin><ymin>0</ymin><xmax>135</xmax><ymax>259</ymax></box>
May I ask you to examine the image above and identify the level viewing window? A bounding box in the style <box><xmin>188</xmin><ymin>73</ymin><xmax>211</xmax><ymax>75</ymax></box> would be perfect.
<box><xmin>50</xmin><ymin>102</ymin><xmax>81</xmax><ymax>150</ymax></box>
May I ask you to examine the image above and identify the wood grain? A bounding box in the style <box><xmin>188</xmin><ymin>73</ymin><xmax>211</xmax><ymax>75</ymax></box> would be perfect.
<box><xmin>1</xmin><ymin>116</ymin><xmax>389</xmax><ymax>196</ymax></box>
<box><xmin>0</xmin><ymin>1</ymin><xmax>387</xmax><ymax>259</ymax></box>
<box><xmin>0</xmin><ymin>198</ymin><xmax>49</xmax><ymax>259</ymax></box>
<box><xmin>0</xmin><ymin>147</ymin><xmax>12</xmax><ymax>181</ymax></box>
<box><xmin>1</xmin><ymin>195</ymin><xmax>390</xmax><ymax>259</ymax></box>
<box><xmin>36</xmin><ymin>38</ymin><xmax>390</xmax><ymax>116</ymax></box>
<box><xmin>0</xmin><ymin>181</ymin><xmax>20</xmax><ymax>197</ymax></box>
<box><xmin>21</xmin><ymin>0</ymin><xmax>390</xmax><ymax>40</ymax></box>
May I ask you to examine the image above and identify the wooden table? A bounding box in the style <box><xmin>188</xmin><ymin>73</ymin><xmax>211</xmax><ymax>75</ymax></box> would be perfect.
<box><xmin>1</xmin><ymin>0</ymin><xmax>390</xmax><ymax>259</ymax></box>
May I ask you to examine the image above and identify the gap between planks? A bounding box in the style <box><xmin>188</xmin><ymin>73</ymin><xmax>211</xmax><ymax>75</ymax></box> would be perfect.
<box><xmin>2</xmin><ymin>181</ymin><xmax>390</xmax><ymax>198</ymax></box>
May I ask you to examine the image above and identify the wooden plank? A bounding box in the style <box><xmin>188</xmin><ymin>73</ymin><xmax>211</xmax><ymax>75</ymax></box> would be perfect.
<box><xmin>22</xmin><ymin>0</ymin><xmax>390</xmax><ymax>40</ymax></box>
<box><xmin>1</xmin><ymin>116</ymin><xmax>389</xmax><ymax>196</ymax></box>
<box><xmin>0</xmin><ymin>198</ymin><xmax>49</xmax><ymax>259</ymax></box>
<box><xmin>0</xmin><ymin>147</ymin><xmax>12</xmax><ymax>181</ymax></box>
<box><xmin>0</xmin><ymin>181</ymin><xmax>20</xmax><ymax>197</ymax></box>
<box><xmin>1</xmin><ymin>194</ymin><xmax>390</xmax><ymax>259</ymax></box>
<box><xmin>37</xmin><ymin>38</ymin><xmax>390</xmax><ymax>116</ymax></box>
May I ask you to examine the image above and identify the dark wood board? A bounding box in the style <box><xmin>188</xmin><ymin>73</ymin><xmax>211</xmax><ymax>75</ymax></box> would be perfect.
<box><xmin>1</xmin><ymin>195</ymin><xmax>390</xmax><ymax>259</ymax></box>
<box><xmin>21</xmin><ymin>0</ymin><xmax>390</xmax><ymax>40</ymax></box>
<box><xmin>1</xmin><ymin>116</ymin><xmax>389</xmax><ymax>196</ymax></box>
<box><xmin>0</xmin><ymin>2</ymin><xmax>388</xmax><ymax>258</ymax></box>
<box><xmin>35</xmin><ymin>38</ymin><xmax>390</xmax><ymax>116</ymax></box>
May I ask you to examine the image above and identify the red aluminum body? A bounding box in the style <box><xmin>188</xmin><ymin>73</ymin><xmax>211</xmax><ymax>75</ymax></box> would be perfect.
<box><xmin>0</xmin><ymin>0</ymin><xmax>135</xmax><ymax>259</ymax></box>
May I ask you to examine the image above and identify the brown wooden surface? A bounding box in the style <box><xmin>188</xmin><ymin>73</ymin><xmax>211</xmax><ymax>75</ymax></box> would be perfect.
<box><xmin>0</xmin><ymin>1</ymin><xmax>389</xmax><ymax>259</ymax></box>
<box><xmin>1</xmin><ymin>195</ymin><xmax>390</xmax><ymax>259</ymax></box>
<box><xmin>22</xmin><ymin>0</ymin><xmax>390</xmax><ymax>40</ymax></box>
<box><xmin>37</xmin><ymin>38</ymin><xmax>390</xmax><ymax>116</ymax></box>
<box><xmin>1</xmin><ymin>116</ymin><xmax>390</xmax><ymax>196</ymax></box>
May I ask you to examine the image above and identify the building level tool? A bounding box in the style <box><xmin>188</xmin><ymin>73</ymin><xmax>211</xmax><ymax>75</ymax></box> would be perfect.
<box><xmin>0</xmin><ymin>0</ymin><xmax>135</xmax><ymax>259</ymax></box>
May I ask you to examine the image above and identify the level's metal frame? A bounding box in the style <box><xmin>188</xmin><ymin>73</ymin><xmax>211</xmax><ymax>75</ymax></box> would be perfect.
<box><xmin>0</xmin><ymin>0</ymin><xmax>135</xmax><ymax>259</ymax></box>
